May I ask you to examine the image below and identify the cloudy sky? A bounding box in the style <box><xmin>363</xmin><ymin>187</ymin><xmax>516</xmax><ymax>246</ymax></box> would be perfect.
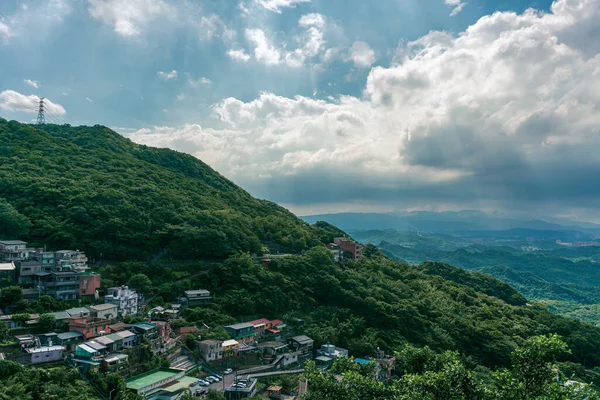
<box><xmin>2</xmin><ymin>0</ymin><xmax>600</xmax><ymax>220</ymax></box>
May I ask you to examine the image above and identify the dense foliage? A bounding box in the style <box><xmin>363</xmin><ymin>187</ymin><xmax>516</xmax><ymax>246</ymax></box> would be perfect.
<box><xmin>0</xmin><ymin>119</ymin><xmax>335</xmax><ymax>260</ymax></box>
<box><xmin>304</xmin><ymin>334</ymin><xmax>599</xmax><ymax>400</ymax></box>
<box><xmin>378</xmin><ymin>239</ymin><xmax>600</xmax><ymax>325</ymax></box>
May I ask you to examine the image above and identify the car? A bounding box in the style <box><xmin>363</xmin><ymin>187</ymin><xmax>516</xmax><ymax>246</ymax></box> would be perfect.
<box><xmin>196</xmin><ymin>380</ymin><xmax>210</xmax><ymax>387</ymax></box>
<box><xmin>206</xmin><ymin>376</ymin><xmax>220</xmax><ymax>383</ymax></box>
<box><xmin>235</xmin><ymin>383</ymin><xmax>247</xmax><ymax>388</ymax></box>
<box><xmin>209</xmin><ymin>375</ymin><xmax>221</xmax><ymax>381</ymax></box>
<box><xmin>223</xmin><ymin>368</ymin><xmax>233</xmax><ymax>375</ymax></box>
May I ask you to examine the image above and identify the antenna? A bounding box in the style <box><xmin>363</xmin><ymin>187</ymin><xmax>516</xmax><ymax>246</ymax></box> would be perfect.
<box><xmin>36</xmin><ymin>97</ymin><xmax>46</xmax><ymax>125</ymax></box>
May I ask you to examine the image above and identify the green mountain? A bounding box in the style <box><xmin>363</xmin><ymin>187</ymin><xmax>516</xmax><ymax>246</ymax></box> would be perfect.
<box><xmin>3</xmin><ymin>120</ymin><xmax>600</xmax><ymax>377</ymax></box>
<box><xmin>0</xmin><ymin>119</ymin><xmax>343</xmax><ymax>260</ymax></box>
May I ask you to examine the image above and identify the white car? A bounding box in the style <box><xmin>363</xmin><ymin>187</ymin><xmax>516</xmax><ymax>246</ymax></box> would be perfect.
<box><xmin>223</xmin><ymin>368</ymin><xmax>233</xmax><ymax>375</ymax></box>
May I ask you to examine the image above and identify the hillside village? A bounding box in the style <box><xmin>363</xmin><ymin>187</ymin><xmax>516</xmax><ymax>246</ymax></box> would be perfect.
<box><xmin>0</xmin><ymin>238</ymin><xmax>379</xmax><ymax>399</ymax></box>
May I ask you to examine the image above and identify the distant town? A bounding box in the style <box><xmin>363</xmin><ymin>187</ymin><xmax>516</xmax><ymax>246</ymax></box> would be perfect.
<box><xmin>0</xmin><ymin>238</ymin><xmax>379</xmax><ymax>399</ymax></box>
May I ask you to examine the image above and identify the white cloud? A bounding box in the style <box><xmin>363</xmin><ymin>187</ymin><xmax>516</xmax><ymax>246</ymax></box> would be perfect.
<box><xmin>349</xmin><ymin>41</ymin><xmax>376</xmax><ymax>68</ymax></box>
<box><xmin>85</xmin><ymin>97</ymin><xmax>94</xmax><ymax>103</ymax></box>
<box><xmin>198</xmin><ymin>14</ymin><xmax>235</xmax><ymax>42</ymax></box>
<box><xmin>87</xmin><ymin>0</ymin><xmax>171</xmax><ymax>37</ymax></box>
<box><xmin>189</xmin><ymin>77</ymin><xmax>212</xmax><ymax>86</ymax></box>
<box><xmin>176</xmin><ymin>93</ymin><xmax>186</xmax><ymax>101</ymax></box>
<box><xmin>24</xmin><ymin>79</ymin><xmax>39</xmax><ymax>89</ymax></box>
<box><xmin>127</xmin><ymin>0</ymin><xmax>600</xmax><ymax>215</ymax></box>
<box><xmin>0</xmin><ymin>17</ymin><xmax>11</xmax><ymax>41</ymax></box>
<box><xmin>245</xmin><ymin>13</ymin><xmax>328</xmax><ymax>67</ymax></box>
<box><xmin>227</xmin><ymin>48</ymin><xmax>251</xmax><ymax>62</ymax></box>
<box><xmin>245</xmin><ymin>29</ymin><xmax>282</xmax><ymax>65</ymax></box>
<box><xmin>250</xmin><ymin>0</ymin><xmax>311</xmax><ymax>13</ymax></box>
<box><xmin>445</xmin><ymin>0</ymin><xmax>467</xmax><ymax>17</ymax></box>
<box><xmin>0</xmin><ymin>90</ymin><xmax>66</xmax><ymax>115</ymax></box>
<box><xmin>157</xmin><ymin>70</ymin><xmax>178</xmax><ymax>80</ymax></box>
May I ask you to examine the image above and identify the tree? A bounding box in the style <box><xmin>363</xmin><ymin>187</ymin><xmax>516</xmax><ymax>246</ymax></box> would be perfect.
<box><xmin>37</xmin><ymin>313</ymin><xmax>56</xmax><ymax>333</ymax></box>
<box><xmin>127</xmin><ymin>274</ymin><xmax>152</xmax><ymax>294</ymax></box>
<box><xmin>35</xmin><ymin>295</ymin><xmax>56</xmax><ymax>312</ymax></box>
<box><xmin>0</xmin><ymin>198</ymin><xmax>31</xmax><ymax>237</ymax></box>
<box><xmin>206</xmin><ymin>390</ymin><xmax>226</xmax><ymax>400</ymax></box>
<box><xmin>0</xmin><ymin>321</ymin><xmax>8</xmax><ymax>341</ymax></box>
<box><xmin>0</xmin><ymin>286</ymin><xmax>23</xmax><ymax>308</ymax></box>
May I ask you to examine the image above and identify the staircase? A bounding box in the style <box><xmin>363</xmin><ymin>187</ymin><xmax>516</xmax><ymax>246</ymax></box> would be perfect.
<box><xmin>171</xmin><ymin>354</ymin><xmax>196</xmax><ymax>371</ymax></box>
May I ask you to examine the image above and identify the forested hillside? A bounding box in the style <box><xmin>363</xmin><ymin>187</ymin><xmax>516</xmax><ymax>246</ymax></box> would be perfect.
<box><xmin>4</xmin><ymin>120</ymin><xmax>600</xmax><ymax>392</ymax></box>
<box><xmin>0</xmin><ymin>119</ymin><xmax>341</xmax><ymax>260</ymax></box>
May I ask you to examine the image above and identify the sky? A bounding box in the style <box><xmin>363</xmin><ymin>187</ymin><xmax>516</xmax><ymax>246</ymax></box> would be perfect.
<box><xmin>2</xmin><ymin>0</ymin><xmax>600</xmax><ymax>220</ymax></box>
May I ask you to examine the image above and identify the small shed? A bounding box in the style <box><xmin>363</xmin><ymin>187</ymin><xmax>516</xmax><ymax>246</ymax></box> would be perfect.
<box><xmin>267</xmin><ymin>385</ymin><xmax>283</xmax><ymax>398</ymax></box>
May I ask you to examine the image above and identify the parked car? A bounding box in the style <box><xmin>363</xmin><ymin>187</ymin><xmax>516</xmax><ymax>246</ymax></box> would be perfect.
<box><xmin>206</xmin><ymin>376</ymin><xmax>220</xmax><ymax>383</ymax></box>
<box><xmin>223</xmin><ymin>368</ymin><xmax>233</xmax><ymax>375</ymax></box>
<box><xmin>196</xmin><ymin>380</ymin><xmax>210</xmax><ymax>387</ymax></box>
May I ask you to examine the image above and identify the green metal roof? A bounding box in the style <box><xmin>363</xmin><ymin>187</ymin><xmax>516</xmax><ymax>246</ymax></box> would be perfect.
<box><xmin>125</xmin><ymin>368</ymin><xmax>181</xmax><ymax>391</ymax></box>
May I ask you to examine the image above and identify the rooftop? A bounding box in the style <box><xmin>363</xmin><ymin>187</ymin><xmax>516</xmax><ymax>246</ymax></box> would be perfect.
<box><xmin>66</xmin><ymin>307</ymin><xmax>90</xmax><ymax>317</ymax></box>
<box><xmin>200</xmin><ymin>339</ymin><xmax>223</xmax><ymax>345</ymax></box>
<box><xmin>93</xmin><ymin>336</ymin><xmax>115</xmax><ymax>346</ymax></box>
<box><xmin>184</xmin><ymin>289</ymin><xmax>210</xmax><ymax>296</ymax></box>
<box><xmin>0</xmin><ymin>240</ymin><xmax>27</xmax><ymax>245</ymax></box>
<box><xmin>225</xmin><ymin>322</ymin><xmax>254</xmax><ymax>330</ymax></box>
<box><xmin>133</xmin><ymin>322</ymin><xmax>157</xmax><ymax>331</ymax></box>
<box><xmin>57</xmin><ymin>331</ymin><xmax>84</xmax><ymax>340</ymax></box>
<box><xmin>354</xmin><ymin>358</ymin><xmax>370</xmax><ymax>365</ymax></box>
<box><xmin>247</xmin><ymin>318</ymin><xmax>270</xmax><ymax>326</ymax></box>
<box><xmin>26</xmin><ymin>346</ymin><xmax>64</xmax><ymax>354</ymax></box>
<box><xmin>159</xmin><ymin>376</ymin><xmax>198</xmax><ymax>393</ymax></box>
<box><xmin>125</xmin><ymin>368</ymin><xmax>183</xmax><ymax>391</ymax></box>
<box><xmin>104</xmin><ymin>353</ymin><xmax>129</xmax><ymax>363</ymax></box>
<box><xmin>116</xmin><ymin>330</ymin><xmax>136</xmax><ymax>339</ymax></box>
<box><xmin>0</xmin><ymin>262</ymin><xmax>15</xmax><ymax>271</ymax></box>
<box><xmin>86</xmin><ymin>341</ymin><xmax>107</xmax><ymax>351</ymax></box>
<box><xmin>223</xmin><ymin>339</ymin><xmax>239</xmax><ymax>347</ymax></box>
<box><xmin>89</xmin><ymin>303</ymin><xmax>117</xmax><ymax>311</ymax></box>
<box><xmin>52</xmin><ymin>311</ymin><xmax>71</xmax><ymax>320</ymax></box>
<box><xmin>291</xmin><ymin>335</ymin><xmax>313</xmax><ymax>344</ymax></box>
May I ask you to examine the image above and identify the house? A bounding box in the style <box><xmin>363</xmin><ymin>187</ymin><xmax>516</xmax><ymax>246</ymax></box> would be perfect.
<box><xmin>15</xmin><ymin>334</ymin><xmax>36</xmax><ymax>349</ymax></box>
<box><xmin>288</xmin><ymin>335</ymin><xmax>314</xmax><ymax>358</ymax></box>
<box><xmin>333</xmin><ymin>237</ymin><xmax>363</xmax><ymax>262</ymax></box>
<box><xmin>198</xmin><ymin>339</ymin><xmax>224</xmax><ymax>362</ymax></box>
<box><xmin>56</xmin><ymin>331</ymin><xmax>84</xmax><ymax>348</ymax></box>
<box><xmin>35</xmin><ymin>270</ymin><xmax>81</xmax><ymax>300</ymax></box>
<box><xmin>152</xmin><ymin>321</ymin><xmax>173</xmax><ymax>350</ymax></box>
<box><xmin>79</xmin><ymin>272</ymin><xmax>101</xmax><ymax>296</ymax></box>
<box><xmin>326</xmin><ymin>243</ymin><xmax>343</xmax><ymax>262</ymax></box>
<box><xmin>104</xmin><ymin>286</ymin><xmax>139</xmax><ymax>316</ymax></box>
<box><xmin>316</xmin><ymin>343</ymin><xmax>348</xmax><ymax>359</ymax></box>
<box><xmin>26</xmin><ymin>345</ymin><xmax>65</xmax><ymax>364</ymax></box>
<box><xmin>93</xmin><ymin>335</ymin><xmax>117</xmax><ymax>352</ymax></box>
<box><xmin>282</xmin><ymin>352</ymin><xmax>299</xmax><ymax>367</ymax></box>
<box><xmin>103</xmin><ymin>353</ymin><xmax>129</xmax><ymax>372</ymax></box>
<box><xmin>38</xmin><ymin>332</ymin><xmax>59</xmax><ymax>346</ymax></box>
<box><xmin>51</xmin><ymin>311</ymin><xmax>72</xmax><ymax>327</ymax></box>
<box><xmin>257</xmin><ymin>342</ymin><xmax>289</xmax><ymax>358</ymax></box>
<box><xmin>182</xmin><ymin>289</ymin><xmax>211</xmax><ymax>306</ymax></box>
<box><xmin>0</xmin><ymin>262</ymin><xmax>16</xmax><ymax>282</ymax></box>
<box><xmin>89</xmin><ymin>304</ymin><xmax>118</xmax><ymax>320</ymax></box>
<box><xmin>132</xmin><ymin>322</ymin><xmax>158</xmax><ymax>339</ymax></box>
<box><xmin>125</xmin><ymin>368</ymin><xmax>201</xmax><ymax>400</ymax></box>
<box><xmin>224</xmin><ymin>378</ymin><xmax>257</xmax><ymax>399</ymax></box>
<box><xmin>373</xmin><ymin>349</ymin><xmax>396</xmax><ymax>380</ymax></box>
<box><xmin>69</xmin><ymin>317</ymin><xmax>112</xmax><ymax>340</ymax></box>
<box><xmin>224</xmin><ymin>323</ymin><xmax>255</xmax><ymax>344</ymax></box>
<box><xmin>177</xmin><ymin>326</ymin><xmax>200</xmax><ymax>338</ymax></box>
<box><xmin>222</xmin><ymin>339</ymin><xmax>239</xmax><ymax>357</ymax></box>
<box><xmin>66</xmin><ymin>307</ymin><xmax>90</xmax><ymax>318</ymax></box>
<box><xmin>115</xmin><ymin>330</ymin><xmax>137</xmax><ymax>348</ymax></box>
<box><xmin>0</xmin><ymin>240</ymin><xmax>32</xmax><ymax>261</ymax></box>
<box><xmin>247</xmin><ymin>318</ymin><xmax>270</xmax><ymax>338</ymax></box>
<box><xmin>315</xmin><ymin>355</ymin><xmax>334</xmax><ymax>369</ymax></box>
<box><xmin>54</xmin><ymin>250</ymin><xmax>88</xmax><ymax>272</ymax></box>
<box><xmin>107</xmin><ymin>322</ymin><xmax>132</xmax><ymax>332</ymax></box>
<box><xmin>75</xmin><ymin>342</ymin><xmax>104</xmax><ymax>360</ymax></box>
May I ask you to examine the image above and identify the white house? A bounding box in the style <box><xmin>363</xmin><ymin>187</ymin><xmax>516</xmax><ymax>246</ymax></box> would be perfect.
<box><xmin>104</xmin><ymin>286</ymin><xmax>139</xmax><ymax>317</ymax></box>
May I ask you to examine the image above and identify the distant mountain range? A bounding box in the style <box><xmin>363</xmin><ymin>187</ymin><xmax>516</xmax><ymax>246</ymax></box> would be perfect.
<box><xmin>300</xmin><ymin>211</ymin><xmax>600</xmax><ymax>240</ymax></box>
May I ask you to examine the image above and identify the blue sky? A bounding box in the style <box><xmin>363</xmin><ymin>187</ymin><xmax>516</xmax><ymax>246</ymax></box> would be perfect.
<box><xmin>3</xmin><ymin>0</ymin><xmax>600</xmax><ymax>221</ymax></box>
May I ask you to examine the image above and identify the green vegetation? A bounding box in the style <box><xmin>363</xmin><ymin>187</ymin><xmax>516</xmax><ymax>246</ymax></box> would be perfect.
<box><xmin>0</xmin><ymin>119</ymin><xmax>335</xmax><ymax>260</ymax></box>
<box><xmin>378</xmin><ymin>239</ymin><xmax>600</xmax><ymax>326</ymax></box>
<box><xmin>3</xmin><ymin>121</ymin><xmax>600</xmax><ymax>398</ymax></box>
<box><xmin>304</xmin><ymin>334</ymin><xmax>599</xmax><ymax>399</ymax></box>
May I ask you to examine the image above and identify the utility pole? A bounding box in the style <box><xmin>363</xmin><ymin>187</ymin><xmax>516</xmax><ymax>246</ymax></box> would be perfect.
<box><xmin>36</xmin><ymin>97</ymin><xmax>46</xmax><ymax>125</ymax></box>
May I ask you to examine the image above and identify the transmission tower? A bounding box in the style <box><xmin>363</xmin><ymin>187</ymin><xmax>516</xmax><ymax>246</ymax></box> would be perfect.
<box><xmin>36</xmin><ymin>97</ymin><xmax>46</xmax><ymax>125</ymax></box>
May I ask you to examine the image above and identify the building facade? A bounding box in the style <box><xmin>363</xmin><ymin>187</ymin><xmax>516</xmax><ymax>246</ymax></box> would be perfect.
<box><xmin>224</xmin><ymin>323</ymin><xmax>255</xmax><ymax>344</ymax></box>
<box><xmin>333</xmin><ymin>238</ymin><xmax>363</xmax><ymax>262</ymax></box>
<box><xmin>104</xmin><ymin>286</ymin><xmax>139</xmax><ymax>316</ymax></box>
<box><xmin>198</xmin><ymin>339</ymin><xmax>224</xmax><ymax>362</ymax></box>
